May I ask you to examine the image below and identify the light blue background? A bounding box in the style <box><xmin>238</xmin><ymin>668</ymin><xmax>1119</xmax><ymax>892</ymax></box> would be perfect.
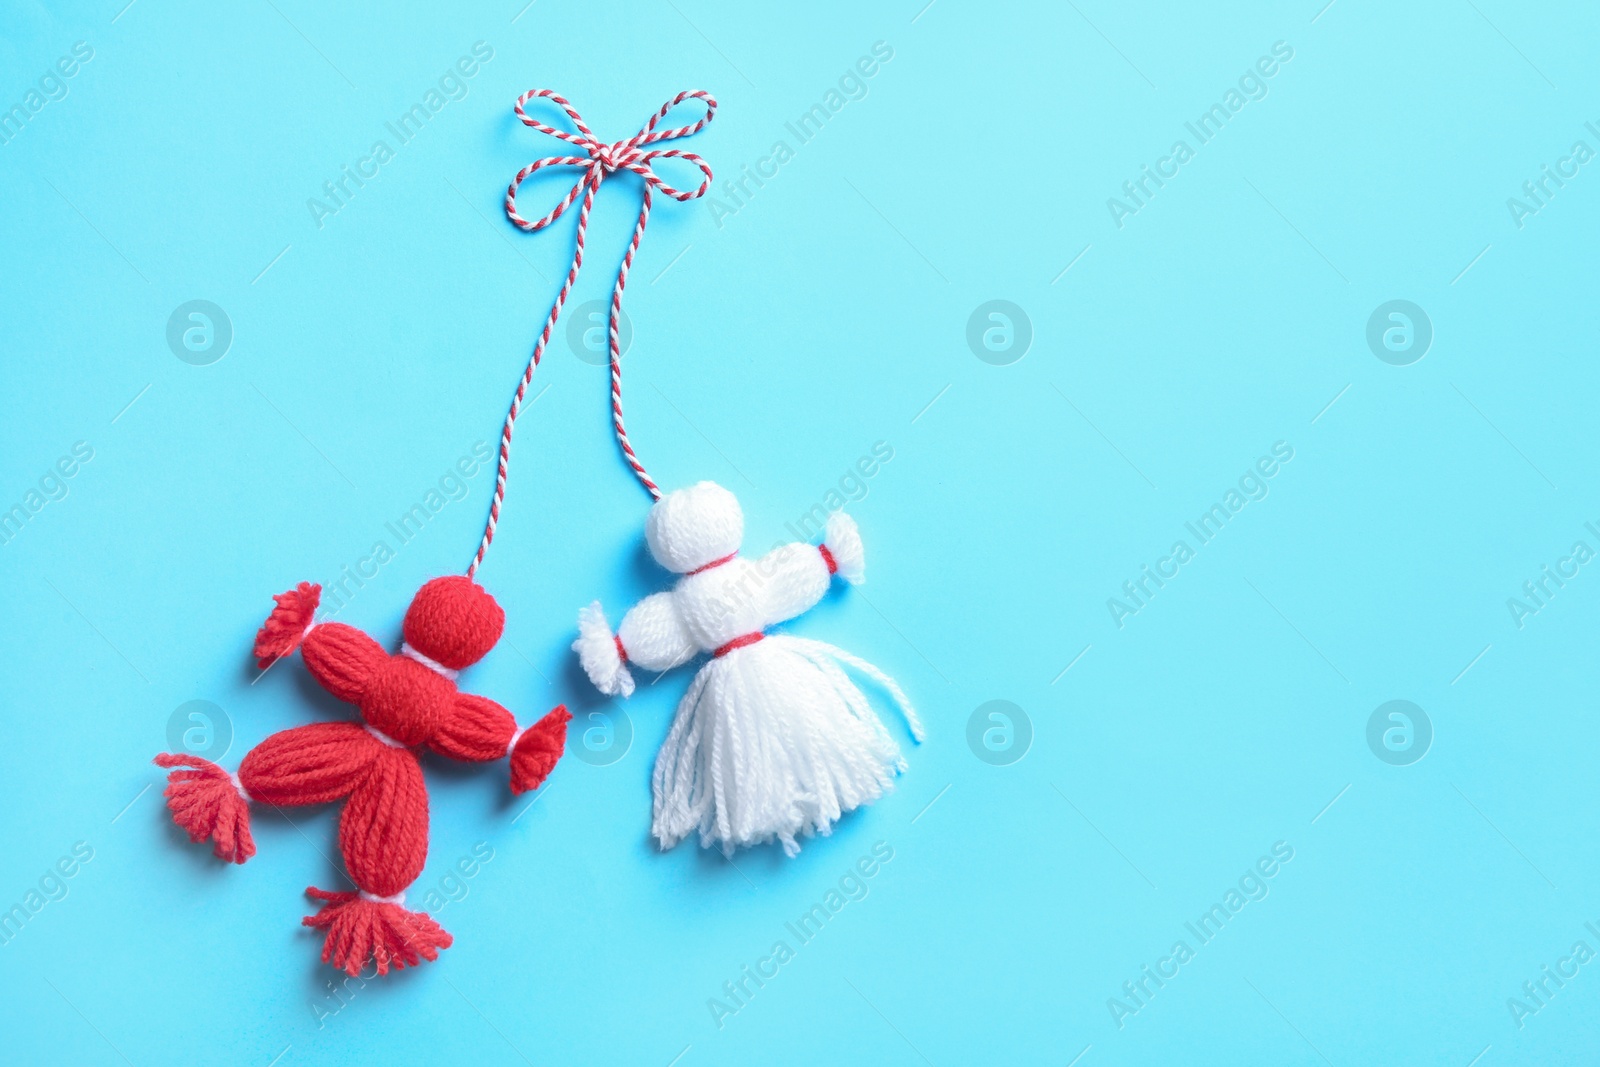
<box><xmin>3</xmin><ymin>0</ymin><xmax>1599</xmax><ymax>1063</ymax></box>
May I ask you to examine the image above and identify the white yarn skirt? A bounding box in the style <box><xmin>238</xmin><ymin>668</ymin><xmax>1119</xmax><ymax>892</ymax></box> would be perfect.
<box><xmin>651</xmin><ymin>634</ymin><xmax>924</xmax><ymax>856</ymax></box>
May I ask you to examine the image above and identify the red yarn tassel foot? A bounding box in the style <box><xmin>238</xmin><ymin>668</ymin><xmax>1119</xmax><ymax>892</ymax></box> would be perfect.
<box><xmin>303</xmin><ymin>887</ymin><xmax>452</xmax><ymax>976</ymax></box>
<box><xmin>511</xmin><ymin>705</ymin><xmax>572</xmax><ymax>795</ymax></box>
<box><xmin>254</xmin><ymin>582</ymin><xmax>321</xmax><ymax>668</ymax></box>
<box><xmin>154</xmin><ymin>754</ymin><xmax>255</xmax><ymax>863</ymax></box>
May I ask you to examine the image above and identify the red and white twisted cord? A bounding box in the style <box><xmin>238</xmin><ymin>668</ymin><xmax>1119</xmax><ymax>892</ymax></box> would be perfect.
<box><xmin>467</xmin><ymin>89</ymin><xmax>716</xmax><ymax>578</ymax></box>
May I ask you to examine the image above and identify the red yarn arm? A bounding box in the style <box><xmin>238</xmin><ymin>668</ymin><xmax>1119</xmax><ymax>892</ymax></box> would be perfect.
<box><xmin>237</xmin><ymin>722</ymin><xmax>385</xmax><ymax>806</ymax></box>
<box><xmin>301</xmin><ymin>623</ymin><xmax>388</xmax><ymax>704</ymax></box>
<box><xmin>340</xmin><ymin>748</ymin><xmax>429</xmax><ymax>898</ymax></box>
<box><xmin>430</xmin><ymin>692</ymin><xmax>517</xmax><ymax>763</ymax></box>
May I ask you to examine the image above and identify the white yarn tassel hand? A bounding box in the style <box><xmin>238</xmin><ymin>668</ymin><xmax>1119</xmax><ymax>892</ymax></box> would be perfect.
<box><xmin>574</xmin><ymin>602</ymin><xmax>635</xmax><ymax>697</ymax></box>
<box><xmin>824</xmin><ymin>512</ymin><xmax>866</xmax><ymax>585</ymax></box>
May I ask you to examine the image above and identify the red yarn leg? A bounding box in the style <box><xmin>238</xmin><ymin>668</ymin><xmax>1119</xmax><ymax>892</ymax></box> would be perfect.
<box><xmin>304</xmin><ymin>747</ymin><xmax>449</xmax><ymax>976</ymax></box>
<box><xmin>158</xmin><ymin>723</ymin><xmax>383</xmax><ymax>866</ymax></box>
<box><xmin>340</xmin><ymin>747</ymin><xmax>429</xmax><ymax>896</ymax></box>
<box><xmin>154</xmin><ymin>754</ymin><xmax>255</xmax><ymax>863</ymax></box>
<box><xmin>237</xmin><ymin>722</ymin><xmax>384</xmax><ymax>806</ymax></box>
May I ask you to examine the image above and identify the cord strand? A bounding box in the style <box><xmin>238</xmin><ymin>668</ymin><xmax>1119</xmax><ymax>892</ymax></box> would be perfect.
<box><xmin>609</xmin><ymin>190</ymin><xmax>662</xmax><ymax>500</ymax></box>
<box><xmin>468</xmin><ymin>177</ymin><xmax>598</xmax><ymax>579</ymax></box>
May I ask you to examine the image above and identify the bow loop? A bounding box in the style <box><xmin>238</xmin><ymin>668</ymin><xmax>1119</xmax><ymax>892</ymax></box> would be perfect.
<box><xmin>632</xmin><ymin>89</ymin><xmax>718</xmax><ymax>148</ymax></box>
<box><xmin>512</xmin><ymin>88</ymin><xmax>596</xmax><ymax>145</ymax></box>
<box><xmin>502</xmin><ymin>154</ymin><xmax>600</xmax><ymax>232</ymax></box>
<box><xmin>629</xmin><ymin>149</ymin><xmax>714</xmax><ymax>201</ymax></box>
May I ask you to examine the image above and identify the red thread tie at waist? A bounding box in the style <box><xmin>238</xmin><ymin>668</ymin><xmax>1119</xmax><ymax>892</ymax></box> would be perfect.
<box><xmin>713</xmin><ymin>632</ymin><xmax>764</xmax><ymax>658</ymax></box>
<box><xmin>688</xmin><ymin>552</ymin><xmax>737</xmax><ymax>576</ymax></box>
<box><xmin>819</xmin><ymin>545</ymin><xmax>837</xmax><ymax>575</ymax></box>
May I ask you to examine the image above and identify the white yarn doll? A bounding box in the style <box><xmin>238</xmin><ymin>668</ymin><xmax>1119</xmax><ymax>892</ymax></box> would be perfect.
<box><xmin>574</xmin><ymin>482</ymin><xmax>924</xmax><ymax>856</ymax></box>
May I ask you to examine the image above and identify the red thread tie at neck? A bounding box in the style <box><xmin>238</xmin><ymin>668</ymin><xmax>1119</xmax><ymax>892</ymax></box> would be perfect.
<box><xmin>687</xmin><ymin>552</ymin><xmax>737</xmax><ymax>576</ymax></box>
<box><xmin>713</xmin><ymin>632</ymin><xmax>764</xmax><ymax>658</ymax></box>
<box><xmin>400</xmin><ymin>642</ymin><xmax>460</xmax><ymax>681</ymax></box>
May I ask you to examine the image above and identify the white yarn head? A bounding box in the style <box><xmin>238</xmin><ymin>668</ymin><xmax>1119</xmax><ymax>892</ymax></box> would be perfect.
<box><xmin>646</xmin><ymin>481</ymin><xmax>743</xmax><ymax>574</ymax></box>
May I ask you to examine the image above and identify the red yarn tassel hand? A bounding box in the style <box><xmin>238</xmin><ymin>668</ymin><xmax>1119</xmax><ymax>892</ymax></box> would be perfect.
<box><xmin>253</xmin><ymin>582</ymin><xmax>320</xmax><ymax>668</ymax></box>
<box><xmin>511</xmin><ymin>705</ymin><xmax>573</xmax><ymax>794</ymax></box>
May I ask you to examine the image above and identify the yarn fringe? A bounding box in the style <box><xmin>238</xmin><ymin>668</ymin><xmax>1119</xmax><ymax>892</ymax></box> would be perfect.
<box><xmin>154</xmin><ymin>753</ymin><xmax>255</xmax><ymax>864</ymax></box>
<box><xmin>254</xmin><ymin>582</ymin><xmax>322</xmax><ymax>668</ymax></box>
<box><xmin>302</xmin><ymin>887</ymin><xmax>453</xmax><ymax>977</ymax></box>
<box><xmin>653</xmin><ymin>634</ymin><xmax>921</xmax><ymax>857</ymax></box>
<box><xmin>510</xmin><ymin>705</ymin><xmax>573</xmax><ymax>794</ymax></box>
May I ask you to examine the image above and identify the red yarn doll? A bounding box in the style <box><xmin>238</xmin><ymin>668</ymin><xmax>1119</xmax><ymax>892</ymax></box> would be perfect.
<box><xmin>156</xmin><ymin>576</ymin><xmax>569</xmax><ymax>976</ymax></box>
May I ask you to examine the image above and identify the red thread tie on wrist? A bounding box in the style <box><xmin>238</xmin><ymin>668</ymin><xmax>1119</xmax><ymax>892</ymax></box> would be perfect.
<box><xmin>468</xmin><ymin>89</ymin><xmax>718</xmax><ymax>578</ymax></box>
<box><xmin>819</xmin><ymin>545</ymin><xmax>838</xmax><ymax>575</ymax></box>
<box><xmin>614</xmin><ymin>633</ymin><xmax>628</xmax><ymax>664</ymax></box>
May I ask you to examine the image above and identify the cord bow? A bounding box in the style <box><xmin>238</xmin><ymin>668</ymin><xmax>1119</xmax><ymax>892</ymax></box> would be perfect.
<box><xmin>504</xmin><ymin>89</ymin><xmax>716</xmax><ymax>230</ymax></box>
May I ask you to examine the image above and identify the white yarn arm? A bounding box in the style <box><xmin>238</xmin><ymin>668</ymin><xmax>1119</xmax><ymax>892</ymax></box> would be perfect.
<box><xmin>617</xmin><ymin>591</ymin><xmax>698</xmax><ymax>675</ymax></box>
<box><xmin>575</xmin><ymin>594</ymin><xmax>698</xmax><ymax>697</ymax></box>
<box><xmin>754</xmin><ymin>512</ymin><xmax>867</xmax><ymax>628</ymax></box>
<box><xmin>754</xmin><ymin>543</ymin><xmax>832</xmax><ymax>627</ymax></box>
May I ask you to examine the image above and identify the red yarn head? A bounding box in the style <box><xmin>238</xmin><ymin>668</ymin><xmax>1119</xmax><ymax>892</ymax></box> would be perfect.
<box><xmin>403</xmin><ymin>577</ymin><xmax>504</xmax><ymax>669</ymax></box>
